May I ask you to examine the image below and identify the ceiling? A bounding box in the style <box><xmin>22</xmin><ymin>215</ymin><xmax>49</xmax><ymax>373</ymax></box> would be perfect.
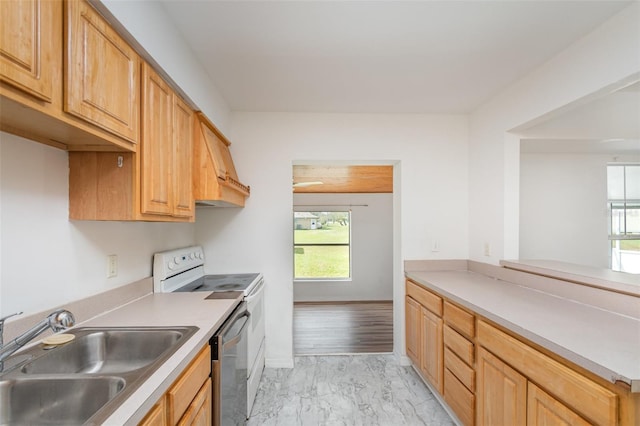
<box><xmin>161</xmin><ymin>0</ymin><xmax>631</xmax><ymax>114</ymax></box>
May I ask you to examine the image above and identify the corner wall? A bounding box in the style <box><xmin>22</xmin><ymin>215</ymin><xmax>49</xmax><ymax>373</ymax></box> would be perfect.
<box><xmin>468</xmin><ymin>3</ymin><xmax>640</xmax><ymax>264</ymax></box>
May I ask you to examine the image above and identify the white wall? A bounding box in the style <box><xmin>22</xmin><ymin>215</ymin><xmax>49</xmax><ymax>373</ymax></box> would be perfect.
<box><xmin>194</xmin><ymin>112</ymin><xmax>469</xmax><ymax>367</ymax></box>
<box><xmin>293</xmin><ymin>192</ymin><xmax>393</xmax><ymax>302</ymax></box>
<box><xmin>0</xmin><ymin>132</ymin><xmax>196</xmax><ymax>317</ymax></box>
<box><xmin>100</xmin><ymin>0</ymin><xmax>231</xmax><ymax>134</ymax></box>
<box><xmin>469</xmin><ymin>3</ymin><xmax>640</xmax><ymax>264</ymax></box>
<box><xmin>520</xmin><ymin>153</ymin><xmax>610</xmax><ymax>268</ymax></box>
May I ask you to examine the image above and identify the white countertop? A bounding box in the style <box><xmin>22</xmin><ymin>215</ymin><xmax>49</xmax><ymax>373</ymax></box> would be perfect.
<box><xmin>74</xmin><ymin>291</ymin><xmax>241</xmax><ymax>425</ymax></box>
<box><xmin>405</xmin><ymin>270</ymin><xmax>640</xmax><ymax>392</ymax></box>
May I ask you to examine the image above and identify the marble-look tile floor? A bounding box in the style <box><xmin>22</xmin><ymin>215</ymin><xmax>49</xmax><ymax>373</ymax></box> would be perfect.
<box><xmin>247</xmin><ymin>355</ymin><xmax>455</xmax><ymax>426</ymax></box>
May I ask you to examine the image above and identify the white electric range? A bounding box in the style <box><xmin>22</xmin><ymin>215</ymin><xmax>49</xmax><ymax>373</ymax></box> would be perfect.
<box><xmin>153</xmin><ymin>246</ymin><xmax>265</xmax><ymax>419</ymax></box>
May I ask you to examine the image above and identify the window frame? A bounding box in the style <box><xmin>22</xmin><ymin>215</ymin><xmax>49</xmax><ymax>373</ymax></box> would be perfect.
<box><xmin>607</xmin><ymin>163</ymin><xmax>640</xmax><ymax>273</ymax></box>
<box><xmin>293</xmin><ymin>210</ymin><xmax>352</xmax><ymax>281</ymax></box>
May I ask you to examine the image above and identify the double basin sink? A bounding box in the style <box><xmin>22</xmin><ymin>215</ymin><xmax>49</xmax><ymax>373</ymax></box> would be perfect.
<box><xmin>0</xmin><ymin>326</ymin><xmax>198</xmax><ymax>425</ymax></box>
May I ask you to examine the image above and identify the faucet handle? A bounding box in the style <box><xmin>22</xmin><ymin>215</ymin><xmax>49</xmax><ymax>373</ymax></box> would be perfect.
<box><xmin>0</xmin><ymin>312</ymin><xmax>23</xmax><ymax>325</ymax></box>
<box><xmin>48</xmin><ymin>310</ymin><xmax>75</xmax><ymax>331</ymax></box>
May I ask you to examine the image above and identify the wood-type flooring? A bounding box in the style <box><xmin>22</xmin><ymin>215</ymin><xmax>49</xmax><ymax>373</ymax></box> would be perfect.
<box><xmin>293</xmin><ymin>301</ymin><xmax>393</xmax><ymax>355</ymax></box>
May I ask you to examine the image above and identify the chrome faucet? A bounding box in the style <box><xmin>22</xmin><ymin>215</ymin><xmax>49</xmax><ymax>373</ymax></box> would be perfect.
<box><xmin>0</xmin><ymin>309</ymin><xmax>76</xmax><ymax>370</ymax></box>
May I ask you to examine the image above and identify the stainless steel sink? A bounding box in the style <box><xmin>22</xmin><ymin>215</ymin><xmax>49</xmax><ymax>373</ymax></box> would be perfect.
<box><xmin>23</xmin><ymin>327</ymin><xmax>188</xmax><ymax>374</ymax></box>
<box><xmin>0</xmin><ymin>326</ymin><xmax>198</xmax><ymax>425</ymax></box>
<box><xmin>0</xmin><ymin>377</ymin><xmax>125</xmax><ymax>425</ymax></box>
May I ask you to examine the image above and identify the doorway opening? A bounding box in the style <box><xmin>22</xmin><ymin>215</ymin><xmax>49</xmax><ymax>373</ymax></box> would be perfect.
<box><xmin>292</xmin><ymin>164</ymin><xmax>394</xmax><ymax>355</ymax></box>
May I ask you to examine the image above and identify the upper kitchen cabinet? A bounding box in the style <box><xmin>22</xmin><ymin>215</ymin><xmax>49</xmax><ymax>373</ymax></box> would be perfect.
<box><xmin>140</xmin><ymin>62</ymin><xmax>194</xmax><ymax>218</ymax></box>
<box><xmin>68</xmin><ymin>62</ymin><xmax>194</xmax><ymax>222</ymax></box>
<box><xmin>193</xmin><ymin>113</ymin><xmax>250</xmax><ymax>207</ymax></box>
<box><xmin>0</xmin><ymin>0</ymin><xmax>137</xmax><ymax>151</ymax></box>
<box><xmin>0</xmin><ymin>0</ymin><xmax>55</xmax><ymax>102</ymax></box>
<box><xmin>65</xmin><ymin>0</ymin><xmax>139</xmax><ymax>144</ymax></box>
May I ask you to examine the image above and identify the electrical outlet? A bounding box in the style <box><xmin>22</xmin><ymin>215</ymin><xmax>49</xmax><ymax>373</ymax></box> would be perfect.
<box><xmin>107</xmin><ymin>254</ymin><xmax>118</xmax><ymax>278</ymax></box>
<box><xmin>483</xmin><ymin>242</ymin><xmax>491</xmax><ymax>257</ymax></box>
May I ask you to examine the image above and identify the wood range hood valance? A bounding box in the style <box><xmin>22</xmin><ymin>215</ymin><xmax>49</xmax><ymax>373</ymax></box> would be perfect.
<box><xmin>193</xmin><ymin>112</ymin><xmax>250</xmax><ymax>207</ymax></box>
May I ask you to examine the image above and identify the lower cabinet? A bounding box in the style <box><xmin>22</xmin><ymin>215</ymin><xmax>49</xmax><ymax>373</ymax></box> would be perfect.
<box><xmin>405</xmin><ymin>278</ymin><xmax>634</xmax><ymax>426</ymax></box>
<box><xmin>476</xmin><ymin>346</ymin><xmax>526</xmax><ymax>426</ymax></box>
<box><xmin>139</xmin><ymin>345</ymin><xmax>211</xmax><ymax>426</ymax></box>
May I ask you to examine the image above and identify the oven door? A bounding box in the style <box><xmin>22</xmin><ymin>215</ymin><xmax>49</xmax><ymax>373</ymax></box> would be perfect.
<box><xmin>211</xmin><ymin>303</ymin><xmax>250</xmax><ymax>426</ymax></box>
<box><xmin>245</xmin><ymin>278</ymin><xmax>265</xmax><ymax>416</ymax></box>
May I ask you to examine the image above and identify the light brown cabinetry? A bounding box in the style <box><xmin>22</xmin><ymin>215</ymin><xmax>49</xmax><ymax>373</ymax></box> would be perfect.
<box><xmin>443</xmin><ymin>301</ymin><xmax>476</xmax><ymax>426</ymax></box>
<box><xmin>68</xmin><ymin>63</ymin><xmax>194</xmax><ymax>222</ymax></box>
<box><xmin>420</xmin><ymin>307</ymin><xmax>443</xmax><ymax>393</ymax></box>
<box><xmin>476</xmin><ymin>346</ymin><xmax>526</xmax><ymax>426</ymax></box>
<box><xmin>193</xmin><ymin>113</ymin><xmax>250</xmax><ymax>207</ymax></box>
<box><xmin>528</xmin><ymin>382</ymin><xmax>590</xmax><ymax>426</ymax></box>
<box><xmin>0</xmin><ymin>0</ymin><xmax>137</xmax><ymax>151</ymax></box>
<box><xmin>139</xmin><ymin>400</ymin><xmax>166</xmax><ymax>426</ymax></box>
<box><xmin>65</xmin><ymin>0</ymin><xmax>140</xmax><ymax>144</ymax></box>
<box><xmin>140</xmin><ymin>345</ymin><xmax>211</xmax><ymax>426</ymax></box>
<box><xmin>0</xmin><ymin>0</ymin><xmax>55</xmax><ymax>102</ymax></box>
<box><xmin>405</xmin><ymin>278</ymin><xmax>634</xmax><ymax>426</ymax></box>
<box><xmin>140</xmin><ymin>63</ymin><xmax>194</xmax><ymax>218</ymax></box>
<box><xmin>405</xmin><ymin>296</ymin><xmax>420</xmax><ymax>366</ymax></box>
<box><xmin>405</xmin><ymin>280</ymin><xmax>443</xmax><ymax>393</ymax></box>
<box><xmin>477</xmin><ymin>320</ymin><xmax>618</xmax><ymax>426</ymax></box>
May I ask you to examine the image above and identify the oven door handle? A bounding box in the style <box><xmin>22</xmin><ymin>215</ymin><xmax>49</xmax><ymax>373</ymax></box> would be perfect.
<box><xmin>222</xmin><ymin>311</ymin><xmax>251</xmax><ymax>350</ymax></box>
<box><xmin>245</xmin><ymin>278</ymin><xmax>264</xmax><ymax>302</ymax></box>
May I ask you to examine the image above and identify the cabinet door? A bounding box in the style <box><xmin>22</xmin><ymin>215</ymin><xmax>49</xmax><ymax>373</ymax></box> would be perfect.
<box><xmin>172</xmin><ymin>95</ymin><xmax>194</xmax><ymax>218</ymax></box>
<box><xmin>420</xmin><ymin>307</ymin><xmax>443</xmax><ymax>394</ymax></box>
<box><xmin>138</xmin><ymin>399</ymin><xmax>166</xmax><ymax>426</ymax></box>
<box><xmin>477</xmin><ymin>347</ymin><xmax>526</xmax><ymax>426</ymax></box>
<box><xmin>141</xmin><ymin>63</ymin><xmax>173</xmax><ymax>216</ymax></box>
<box><xmin>0</xmin><ymin>0</ymin><xmax>55</xmax><ymax>102</ymax></box>
<box><xmin>528</xmin><ymin>382</ymin><xmax>590</xmax><ymax>426</ymax></box>
<box><xmin>405</xmin><ymin>296</ymin><xmax>420</xmax><ymax>366</ymax></box>
<box><xmin>66</xmin><ymin>0</ymin><xmax>139</xmax><ymax>143</ymax></box>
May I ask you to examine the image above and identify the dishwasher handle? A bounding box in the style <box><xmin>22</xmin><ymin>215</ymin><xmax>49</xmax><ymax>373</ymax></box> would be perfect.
<box><xmin>222</xmin><ymin>311</ymin><xmax>250</xmax><ymax>350</ymax></box>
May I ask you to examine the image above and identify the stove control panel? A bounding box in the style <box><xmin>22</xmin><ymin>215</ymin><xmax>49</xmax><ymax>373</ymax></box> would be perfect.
<box><xmin>153</xmin><ymin>246</ymin><xmax>205</xmax><ymax>280</ymax></box>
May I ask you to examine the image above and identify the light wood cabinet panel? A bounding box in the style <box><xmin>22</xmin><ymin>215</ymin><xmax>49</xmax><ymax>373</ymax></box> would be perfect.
<box><xmin>177</xmin><ymin>379</ymin><xmax>212</xmax><ymax>426</ymax></box>
<box><xmin>172</xmin><ymin>96</ymin><xmax>194</xmax><ymax>218</ymax></box>
<box><xmin>445</xmin><ymin>346</ymin><xmax>475</xmax><ymax>392</ymax></box>
<box><xmin>444</xmin><ymin>300</ymin><xmax>475</xmax><ymax>339</ymax></box>
<box><xmin>477</xmin><ymin>346</ymin><xmax>527</xmax><ymax>426</ymax></box>
<box><xmin>65</xmin><ymin>0</ymin><xmax>139</xmax><ymax>143</ymax></box>
<box><xmin>528</xmin><ymin>382</ymin><xmax>590</xmax><ymax>426</ymax></box>
<box><xmin>138</xmin><ymin>400</ymin><xmax>166</xmax><ymax>426</ymax></box>
<box><xmin>193</xmin><ymin>113</ymin><xmax>250</xmax><ymax>207</ymax></box>
<box><xmin>444</xmin><ymin>325</ymin><xmax>474</xmax><ymax>366</ymax></box>
<box><xmin>406</xmin><ymin>280</ymin><xmax>442</xmax><ymax>316</ymax></box>
<box><xmin>0</xmin><ymin>0</ymin><xmax>55</xmax><ymax>102</ymax></box>
<box><xmin>141</xmin><ymin>63</ymin><xmax>173</xmax><ymax>216</ymax></box>
<box><xmin>420</xmin><ymin>307</ymin><xmax>443</xmax><ymax>394</ymax></box>
<box><xmin>405</xmin><ymin>296</ymin><xmax>420</xmax><ymax>366</ymax></box>
<box><xmin>166</xmin><ymin>345</ymin><xmax>211</xmax><ymax>425</ymax></box>
<box><xmin>477</xmin><ymin>320</ymin><xmax>617</xmax><ymax>426</ymax></box>
<box><xmin>444</xmin><ymin>368</ymin><xmax>475</xmax><ymax>426</ymax></box>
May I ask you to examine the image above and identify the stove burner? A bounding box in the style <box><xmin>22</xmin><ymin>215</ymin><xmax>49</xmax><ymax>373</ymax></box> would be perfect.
<box><xmin>216</xmin><ymin>283</ymin><xmax>244</xmax><ymax>290</ymax></box>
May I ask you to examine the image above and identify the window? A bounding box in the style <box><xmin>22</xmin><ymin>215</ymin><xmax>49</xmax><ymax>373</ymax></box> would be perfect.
<box><xmin>294</xmin><ymin>211</ymin><xmax>351</xmax><ymax>279</ymax></box>
<box><xmin>607</xmin><ymin>164</ymin><xmax>640</xmax><ymax>274</ymax></box>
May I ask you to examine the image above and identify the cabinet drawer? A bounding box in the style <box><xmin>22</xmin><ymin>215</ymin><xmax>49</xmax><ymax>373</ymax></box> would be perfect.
<box><xmin>166</xmin><ymin>345</ymin><xmax>211</xmax><ymax>425</ymax></box>
<box><xmin>444</xmin><ymin>301</ymin><xmax>475</xmax><ymax>338</ymax></box>
<box><xmin>477</xmin><ymin>320</ymin><xmax>617</xmax><ymax>426</ymax></box>
<box><xmin>177</xmin><ymin>378</ymin><xmax>212</xmax><ymax>426</ymax></box>
<box><xmin>444</xmin><ymin>325</ymin><xmax>474</xmax><ymax>366</ymax></box>
<box><xmin>444</xmin><ymin>368</ymin><xmax>475</xmax><ymax>426</ymax></box>
<box><xmin>445</xmin><ymin>346</ymin><xmax>475</xmax><ymax>392</ymax></box>
<box><xmin>406</xmin><ymin>280</ymin><xmax>442</xmax><ymax>316</ymax></box>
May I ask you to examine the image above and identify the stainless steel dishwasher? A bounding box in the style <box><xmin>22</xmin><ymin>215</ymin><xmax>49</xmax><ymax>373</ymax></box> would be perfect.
<box><xmin>211</xmin><ymin>302</ymin><xmax>250</xmax><ymax>426</ymax></box>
